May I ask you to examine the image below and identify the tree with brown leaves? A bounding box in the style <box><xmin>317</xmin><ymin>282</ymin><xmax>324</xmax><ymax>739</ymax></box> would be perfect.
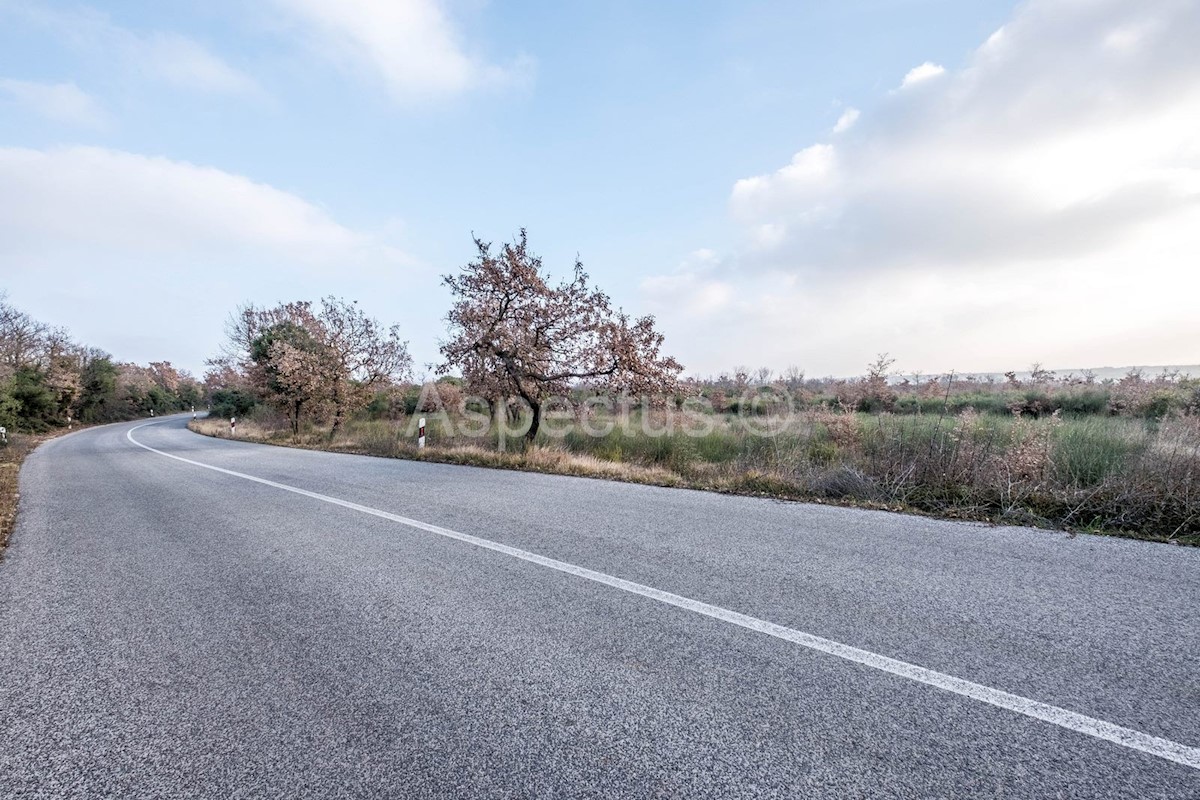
<box><xmin>248</xmin><ymin>305</ymin><xmax>330</xmax><ymax>435</ymax></box>
<box><xmin>318</xmin><ymin>297</ymin><xmax>412</xmax><ymax>434</ymax></box>
<box><xmin>440</xmin><ymin>230</ymin><xmax>682</xmax><ymax>442</ymax></box>
<box><xmin>222</xmin><ymin>298</ymin><xmax>412</xmax><ymax>435</ymax></box>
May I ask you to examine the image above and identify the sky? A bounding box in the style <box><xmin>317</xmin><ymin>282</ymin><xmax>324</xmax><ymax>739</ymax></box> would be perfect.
<box><xmin>0</xmin><ymin>0</ymin><xmax>1197</xmax><ymax>379</ymax></box>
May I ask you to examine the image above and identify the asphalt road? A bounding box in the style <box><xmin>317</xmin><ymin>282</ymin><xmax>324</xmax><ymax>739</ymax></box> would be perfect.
<box><xmin>1</xmin><ymin>415</ymin><xmax>1198</xmax><ymax>798</ymax></box>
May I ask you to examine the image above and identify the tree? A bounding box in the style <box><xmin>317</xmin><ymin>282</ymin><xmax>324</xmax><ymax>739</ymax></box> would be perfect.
<box><xmin>251</xmin><ymin>315</ymin><xmax>330</xmax><ymax>435</ymax></box>
<box><xmin>317</xmin><ymin>297</ymin><xmax>412</xmax><ymax>435</ymax></box>
<box><xmin>209</xmin><ymin>387</ymin><xmax>258</xmax><ymax>420</ymax></box>
<box><xmin>76</xmin><ymin>352</ymin><xmax>120</xmax><ymax>423</ymax></box>
<box><xmin>440</xmin><ymin>230</ymin><xmax>683</xmax><ymax>442</ymax></box>
<box><xmin>0</xmin><ymin>295</ymin><xmax>195</xmax><ymax>428</ymax></box>
<box><xmin>0</xmin><ymin>294</ymin><xmax>47</xmax><ymax>381</ymax></box>
<box><xmin>220</xmin><ymin>298</ymin><xmax>412</xmax><ymax>434</ymax></box>
<box><xmin>7</xmin><ymin>367</ymin><xmax>57</xmax><ymax>431</ymax></box>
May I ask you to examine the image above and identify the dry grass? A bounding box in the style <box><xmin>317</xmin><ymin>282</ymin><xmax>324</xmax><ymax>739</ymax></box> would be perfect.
<box><xmin>0</xmin><ymin>432</ymin><xmax>48</xmax><ymax>554</ymax></box>
<box><xmin>189</xmin><ymin>408</ymin><xmax>1200</xmax><ymax>546</ymax></box>
<box><xmin>190</xmin><ymin>416</ymin><xmax>687</xmax><ymax>488</ymax></box>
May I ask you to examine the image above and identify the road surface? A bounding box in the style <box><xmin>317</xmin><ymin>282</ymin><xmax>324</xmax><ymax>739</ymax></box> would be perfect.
<box><xmin>1</xmin><ymin>415</ymin><xmax>1198</xmax><ymax>797</ymax></box>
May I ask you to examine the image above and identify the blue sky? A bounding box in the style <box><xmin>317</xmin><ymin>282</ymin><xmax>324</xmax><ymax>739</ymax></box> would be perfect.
<box><xmin>1</xmin><ymin>0</ymin><xmax>1197</xmax><ymax>378</ymax></box>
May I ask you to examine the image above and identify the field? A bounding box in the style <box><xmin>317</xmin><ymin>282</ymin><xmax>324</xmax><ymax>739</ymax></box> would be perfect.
<box><xmin>192</xmin><ymin>396</ymin><xmax>1200</xmax><ymax>545</ymax></box>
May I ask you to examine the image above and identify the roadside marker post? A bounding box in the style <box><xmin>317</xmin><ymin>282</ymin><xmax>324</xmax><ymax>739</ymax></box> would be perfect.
<box><xmin>230</xmin><ymin>417</ymin><xmax>236</xmax><ymax>437</ymax></box>
<box><xmin>418</xmin><ymin>417</ymin><xmax>426</xmax><ymax>449</ymax></box>
<box><xmin>192</xmin><ymin>405</ymin><xmax>196</xmax><ymax>420</ymax></box>
<box><xmin>0</xmin><ymin>426</ymin><xmax>6</xmax><ymax>444</ymax></box>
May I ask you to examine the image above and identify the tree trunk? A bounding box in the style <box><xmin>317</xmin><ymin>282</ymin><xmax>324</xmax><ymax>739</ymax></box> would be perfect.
<box><xmin>330</xmin><ymin>382</ymin><xmax>342</xmax><ymax>437</ymax></box>
<box><xmin>525</xmin><ymin>400</ymin><xmax>542</xmax><ymax>443</ymax></box>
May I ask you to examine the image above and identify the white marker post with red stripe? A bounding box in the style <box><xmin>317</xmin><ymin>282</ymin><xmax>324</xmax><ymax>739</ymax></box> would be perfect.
<box><xmin>230</xmin><ymin>417</ymin><xmax>236</xmax><ymax>437</ymax></box>
<box><xmin>418</xmin><ymin>417</ymin><xmax>426</xmax><ymax>449</ymax></box>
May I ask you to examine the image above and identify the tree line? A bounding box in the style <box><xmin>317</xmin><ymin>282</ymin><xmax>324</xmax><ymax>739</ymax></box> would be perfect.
<box><xmin>0</xmin><ymin>294</ymin><xmax>203</xmax><ymax>433</ymax></box>
<box><xmin>209</xmin><ymin>231</ymin><xmax>683</xmax><ymax>442</ymax></box>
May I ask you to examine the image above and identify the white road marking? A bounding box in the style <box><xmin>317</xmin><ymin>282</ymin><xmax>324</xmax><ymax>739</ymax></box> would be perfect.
<box><xmin>129</xmin><ymin>421</ymin><xmax>1200</xmax><ymax>771</ymax></box>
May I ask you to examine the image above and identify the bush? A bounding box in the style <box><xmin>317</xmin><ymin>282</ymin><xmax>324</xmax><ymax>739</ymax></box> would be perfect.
<box><xmin>808</xmin><ymin>465</ymin><xmax>881</xmax><ymax>500</ymax></box>
<box><xmin>209</xmin><ymin>388</ymin><xmax>257</xmax><ymax>420</ymax></box>
<box><xmin>1057</xmin><ymin>389</ymin><xmax>1111</xmax><ymax>417</ymax></box>
<box><xmin>2</xmin><ymin>368</ymin><xmax>58</xmax><ymax>432</ymax></box>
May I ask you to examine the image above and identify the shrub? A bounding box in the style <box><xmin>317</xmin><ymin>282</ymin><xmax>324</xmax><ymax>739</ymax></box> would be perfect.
<box><xmin>808</xmin><ymin>465</ymin><xmax>881</xmax><ymax>500</ymax></box>
<box><xmin>209</xmin><ymin>388</ymin><xmax>257</xmax><ymax>420</ymax></box>
<box><xmin>1057</xmin><ymin>389</ymin><xmax>1111</xmax><ymax>417</ymax></box>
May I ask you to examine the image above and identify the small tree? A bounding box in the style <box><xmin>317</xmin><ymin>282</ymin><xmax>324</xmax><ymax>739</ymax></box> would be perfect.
<box><xmin>440</xmin><ymin>230</ymin><xmax>683</xmax><ymax>442</ymax></box>
<box><xmin>317</xmin><ymin>297</ymin><xmax>412</xmax><ymax>434</ymax></box>
<box><xmin>250</xmin><ymin>314</ymin><xmax>329</xmax><ymax>435</ymax></box>
<box><xmin>221</xmin><ymin>298</ymin><xmax>412</xmax><ymax>435</ymax></box>
<box><xmin>76</xmin><ymin>352</ymin><xmax>119</xmax><ymax>423</ymax></box>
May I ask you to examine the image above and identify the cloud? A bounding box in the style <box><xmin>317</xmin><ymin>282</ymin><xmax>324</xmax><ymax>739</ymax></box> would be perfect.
<box><xmin>0</xmin><ymin>146</ymin><xmax>415</xmax><ymax>373</ymax></box>
<box><xmin>644</xmin><ymin>0</ymin><xmax>1200</xmax><ymax>374</ymax></box>
<box><xmin>0</xmin><ymin>78</ymin><xmax>109</xmax><ymax>128</ymax></box>
<box><xmin>899</xmin><ymin>62</ymin><xmax>945</xmax><ymax>89</ymax></box>
<box><xmin>0</xmin><ymin>146</ymin><xmax>380</xmax><ymax>261</ymax></box>
<box><xmin>832</xmin><ymin>107</ymin><xmax>859</xmax><ymax>134</ymax></box>
<box><xmin>271</xmin><ymin>0</ymin><xmax>533</xmax><ymax>101</ymax></box>
<box><xmin>8</xmin><ymin>5</ymin><xmax>258</xmax><ymax>95</ymax></box>
<box><xmin>728</xmin><ymin>0</ymin><xmax>1200</xmax><ymax>274</ymax></box>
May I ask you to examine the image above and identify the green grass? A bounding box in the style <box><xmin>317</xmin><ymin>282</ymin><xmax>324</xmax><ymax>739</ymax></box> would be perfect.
<box><xmin>1051</xmin><ymin>417</ymin><xmax>1149</xmax><ymax>486</ymax></box>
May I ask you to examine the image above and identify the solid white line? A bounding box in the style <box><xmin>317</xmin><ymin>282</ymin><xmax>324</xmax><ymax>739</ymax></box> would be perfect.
<box><xmin>128</xmin><ymin>421</ymin><xmax>1200</xmax><ymax>770</ymax></box>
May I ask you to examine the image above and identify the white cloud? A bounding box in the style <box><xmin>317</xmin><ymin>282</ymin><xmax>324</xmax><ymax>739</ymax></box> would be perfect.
<box><xmin>0</xmin><ymin>78</ymin><xmax>109</xmax><ymax>128</ymax></box>
<box><xmin>271</xmin><ymin>0</ymin><xmax>532</xmax><ymax>101</ymax></box>
<box><xmin>645</xmin><ymin>0</ymin><xmax>1200</xmax><ymax>375</ymax></box>
<box><xmin>0</xmin><ymin>146</ymin><xmax>418</xmax><ymax>372</ymax></box>
<box><xmin>832</xmin><ymin>107</ymin><xmax>859</xmax><ymax>133</ymax></box>
<box><xmin>0</xmin><ymin>146</ymin><xmax>370</xmax><ymax>261</ymax></box>
<box><xmin>731</xmin><ymin>0</ymin><xmax>1200</xmax><ymax>273</ymax></box>
<box><xmin>9</xmin><ymin>5</ymin><xmax>258</xmax><ymax>96</ymax></box>
<box><xmin>731</xmin><ymin>144</ymin><xmax>837</xmax><ymax>231</ymax></box>
<box><xmin>899</xmin><ymin>61</ymin><xmax>945</xmax><ymax>89</ymax></box>
<box><xmin>643</xmin><ymin>212</ymin><xmax>1200</xmax><ymax>376</ymax></box>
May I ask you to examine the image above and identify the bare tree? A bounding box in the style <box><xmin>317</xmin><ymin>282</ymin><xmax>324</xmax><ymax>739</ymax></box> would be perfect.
<box><xmin>317</xmin><ymin>297</ymin><xmax>412</xmax><ymax>435</ymax></box>
<box><xmin>0</xmin><ymin>293</ymin><xmax>48</xmax><ymax>380</ymax></box>
<box><xmin>440</xmin><ymin>230</ymin><xmax>683</xmax><ymax>441</ymax></box>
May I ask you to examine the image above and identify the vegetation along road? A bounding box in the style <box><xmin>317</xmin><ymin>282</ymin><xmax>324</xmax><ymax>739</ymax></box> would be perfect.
<box><xmin>1</xmin><ymin>415</ymin><xmax>1198</xmax><ymax>797</ymax></box>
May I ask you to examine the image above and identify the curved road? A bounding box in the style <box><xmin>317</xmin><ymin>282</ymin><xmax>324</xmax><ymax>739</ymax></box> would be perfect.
<box><xmin>1</xmin><ymin>416</ymin><xmax>1198</xmax><ymax>797</ymax></box>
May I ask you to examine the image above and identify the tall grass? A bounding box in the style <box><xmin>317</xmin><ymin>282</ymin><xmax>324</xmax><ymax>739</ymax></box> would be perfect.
<box><xmin>192</xmin><ymin>406</ymin><xmax>1200</xmax><ymax>544</ymax></box>
<box><xmin>1051</xmin><ymin>417</ymin><xmax>1148</xmax><ymax>486</ymax></box>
